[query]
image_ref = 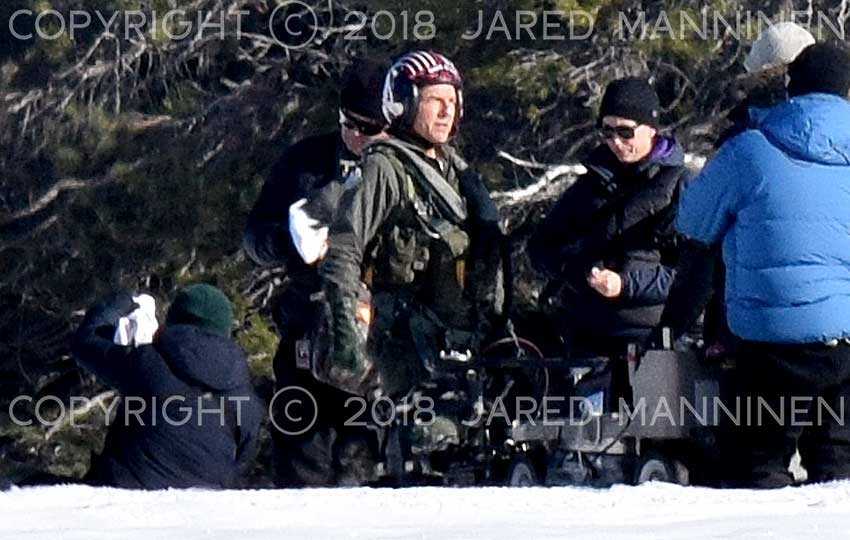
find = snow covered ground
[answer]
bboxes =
[2,482,849,539]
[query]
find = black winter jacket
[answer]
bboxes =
[71,293,262,490]
[528,138,688,338]
[242,132,355,271]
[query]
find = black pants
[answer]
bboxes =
[269,283,377,487]
[729,340,850,488]
[271,348,378,487]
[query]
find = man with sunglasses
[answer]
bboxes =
[244,59,388,271]
[529,77,689,357]
[242,59,388,488]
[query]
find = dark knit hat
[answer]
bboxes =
[599,77,660,127]
[339,59,386,124]
[166,284,233,338]
[787,42,850,98]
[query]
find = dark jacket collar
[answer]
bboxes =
[585,136,684,178]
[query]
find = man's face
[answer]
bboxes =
[340,110,386,156]
[412,84,457,146]
[601,115,657,164]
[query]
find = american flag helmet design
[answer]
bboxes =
[382,50,463,131]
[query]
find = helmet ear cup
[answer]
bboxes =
[450,88,463,136]
[382,64,404,125]
[401,83,418,129]
[383,66,420,130]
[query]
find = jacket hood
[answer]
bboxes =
[645,136,685,167]
[746,105,771,129]
[758,93,850,166]
[156,325,251,393]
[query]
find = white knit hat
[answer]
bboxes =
[744,22,816,74]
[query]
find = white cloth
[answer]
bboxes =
[113,294,159,347]
[288,198,329,265]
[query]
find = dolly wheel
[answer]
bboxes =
[635,453,689,485]
[507,456,539,487]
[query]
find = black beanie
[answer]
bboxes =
[339,59,386,124]
[166,284,233,338]
[787,42,850,98]
[598,77,660,127]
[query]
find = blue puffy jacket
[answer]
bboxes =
[676,93,850,344]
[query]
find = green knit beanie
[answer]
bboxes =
[166,284,233,338]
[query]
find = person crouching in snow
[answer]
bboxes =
[71,284,262,490]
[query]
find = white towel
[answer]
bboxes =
[113,294,159,347]
[289,198,329,265]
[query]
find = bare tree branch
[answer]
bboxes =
[0,160,144,228]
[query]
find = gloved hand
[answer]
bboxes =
[329,353,377,397]
[76,290,140,344]
[327,291,376,395]
[99,290,139,315]
[87,290,139,327]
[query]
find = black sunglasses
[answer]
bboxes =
[600,125,637,140]
[342,119,384,136]
[339,110,384,136]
